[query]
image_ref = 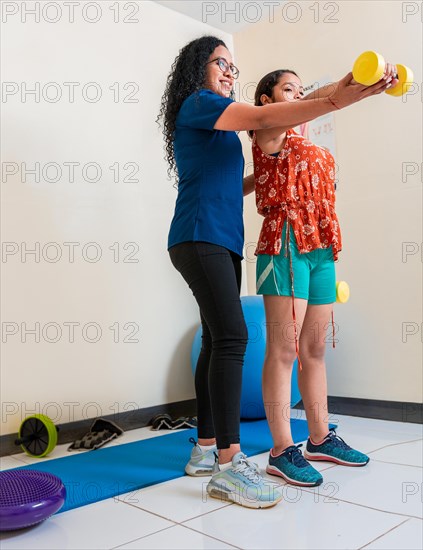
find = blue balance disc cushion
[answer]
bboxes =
[191,295,302,419]
[0,470,66,531]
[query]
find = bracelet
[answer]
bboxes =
[328,96,341,110]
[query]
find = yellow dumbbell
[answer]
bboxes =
[336,281,350,304]
[352,51,413,96]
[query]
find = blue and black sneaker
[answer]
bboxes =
[304,428,370,466]
[266,444,323,487]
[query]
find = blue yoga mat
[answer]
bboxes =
[12,418,333,513]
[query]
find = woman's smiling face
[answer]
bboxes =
[204,45,235,97]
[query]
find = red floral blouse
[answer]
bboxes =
[253,128,342,260]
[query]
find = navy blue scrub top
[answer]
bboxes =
[167,89,244,258]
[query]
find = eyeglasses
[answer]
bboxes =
[206,57,240,79]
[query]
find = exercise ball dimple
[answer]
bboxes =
[191,295,302,420]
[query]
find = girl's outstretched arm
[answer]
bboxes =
[303,82,338,101]
[215,72,394,133]
[303,65,398,101]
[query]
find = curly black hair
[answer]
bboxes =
[248,69,299,137]
[157,36,229,182]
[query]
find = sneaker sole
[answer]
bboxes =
[206,486,282,509]
[304,451,369,466]
[185,465,214,477]
[266,465,323,487]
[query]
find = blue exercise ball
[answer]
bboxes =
[191,295,302,419]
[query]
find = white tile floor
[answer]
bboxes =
[1,413,422,550]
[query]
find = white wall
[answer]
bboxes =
[234,1,422,403]
[1,1,233,434]
[2,1,421,439]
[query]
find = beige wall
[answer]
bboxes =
[1,1,233,435]
[2,1,421,439]
[234,0,422,402]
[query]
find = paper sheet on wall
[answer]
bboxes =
[294,74,337,159]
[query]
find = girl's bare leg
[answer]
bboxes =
[298,303,333,442]
[262,295,308,454]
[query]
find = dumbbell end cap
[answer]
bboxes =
[336,281,350,303]
[385,64,414,96]
[353,51,385,86]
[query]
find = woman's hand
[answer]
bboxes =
[329,66,399,109]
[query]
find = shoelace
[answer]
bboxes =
[325,429,352,450]
[283,444,309,467]
[233,456,262,484]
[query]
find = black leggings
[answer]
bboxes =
[169,241,248,449]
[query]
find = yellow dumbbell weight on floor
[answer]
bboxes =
[336,281,350,304]
[352,51,413,97]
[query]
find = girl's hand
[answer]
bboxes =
[329,67,399,110]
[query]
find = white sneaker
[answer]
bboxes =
[185,437,217,477]
[206,452,283,509]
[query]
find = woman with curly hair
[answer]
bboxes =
[158,35,393,509]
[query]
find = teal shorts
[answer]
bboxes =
[256,226,336,305]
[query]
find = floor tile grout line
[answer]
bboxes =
[115,497,183,524]
[336,427,423,438]
[1,455,29,467]
[112,498,239,549]
[300,493,423,521]
[116,493,233,524]
[367,437,423,455]
[370,458,423,469]
[174,502,235,523]
[110,522,242,550]
[120,489,422,530]
[179,523,243,549]
[357,518,411,550]
[113,492,422,550]
[337,419,422,428]
[111,524,178,550]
